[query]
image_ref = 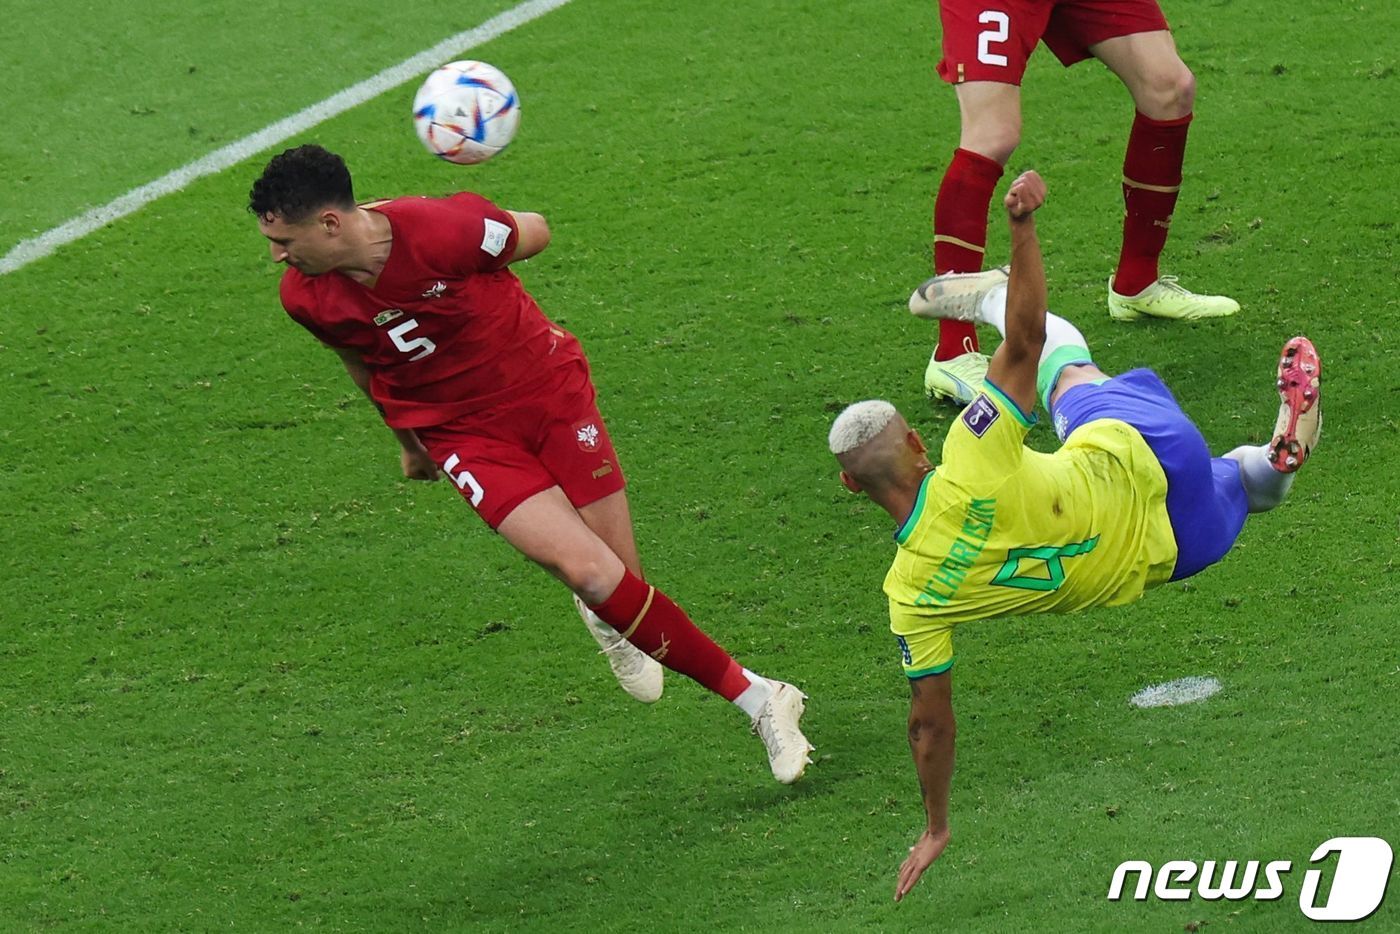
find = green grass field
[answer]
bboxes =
[2,0,1397,929]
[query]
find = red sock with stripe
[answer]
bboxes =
[589,570,752,701]
[1115,111,1192,296]
[933,148,1004,360]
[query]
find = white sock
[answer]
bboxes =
[978,284,1094,410]
[1225,444,1294,513]
[732,670,774,718]
[977,284,1089,364]
[976,283,1009,331]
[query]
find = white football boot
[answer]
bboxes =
[574,594,664,703]
[909,266,1010,323]
[909,267,1010,406]
[751,680,814,784]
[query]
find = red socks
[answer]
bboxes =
[589,570,751,701]
[933,117,1192,306]
[933,148,1004,360]
[1115,111,1193,296]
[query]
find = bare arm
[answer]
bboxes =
[334,344,374,398]
[895,671,956,901]
[506,210,551,262]
[332,346,440,481]
[985,171,1048,415]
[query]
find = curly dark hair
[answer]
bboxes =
[248,144,355,222]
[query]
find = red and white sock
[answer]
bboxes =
[933,148,1004,360]
[730,671,774,718]
[589,570,762,706]
[1115,112,1192,296]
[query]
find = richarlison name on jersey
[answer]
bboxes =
[912,498,997,608]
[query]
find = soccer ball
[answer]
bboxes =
[412,60,520,164]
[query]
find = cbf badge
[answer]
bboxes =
[962,395,999,438]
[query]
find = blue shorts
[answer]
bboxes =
[1050,369,1248,581]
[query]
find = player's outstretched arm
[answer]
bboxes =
[985,171,1048,415]
[506,211,551,262]
[896,672,956,901]
[332,346,440,481]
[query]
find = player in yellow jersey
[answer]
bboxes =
[828,170,1321,901]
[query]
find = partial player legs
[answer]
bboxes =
[1268,336,1322,472]
[1222,337,1322,511]
[577,488,644,577]
[1091,32,1239,320]
[1091,32,1195,123]
[910,268,1100,411]
[587,567,814,783]
[1105,112,1237,320]
[573,593,664,703]
[1222,446,1292,514]
[497,486,629,604]
[1094,31,1193,300]
[496,486,814,782]
[924,83,1018,404]
[909,266,1008,324]
[575,490,664,702]
[1222,336,1321,512]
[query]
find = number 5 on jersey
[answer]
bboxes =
[387,318,437,361]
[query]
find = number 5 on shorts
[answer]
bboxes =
[443,453,485,506]
[978,11,1010,67]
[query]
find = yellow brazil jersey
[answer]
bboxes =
[886,382,1178,678]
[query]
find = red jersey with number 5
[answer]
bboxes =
[279,192,587,429]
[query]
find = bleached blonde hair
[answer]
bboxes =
[828,400,898,455]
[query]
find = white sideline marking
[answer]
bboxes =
[0,0,574,278]
[1130,676,1222,708]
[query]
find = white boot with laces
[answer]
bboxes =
[750,680,814,784]
[574,594,664,703]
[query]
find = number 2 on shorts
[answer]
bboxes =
[977,11,1010,67]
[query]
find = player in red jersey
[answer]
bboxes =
[920,0,1239,406]
[248,144,813,783]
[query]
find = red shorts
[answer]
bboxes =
[936,0,1170,84]
[414,363,627,529]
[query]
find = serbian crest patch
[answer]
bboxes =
[574,420,601,452]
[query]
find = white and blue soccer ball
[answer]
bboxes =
[412,60,520,164]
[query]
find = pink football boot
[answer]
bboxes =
[1267,336,1321,473]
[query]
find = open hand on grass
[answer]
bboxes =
[895,826,951,901]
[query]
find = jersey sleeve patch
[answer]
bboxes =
[481,217,511,257]
[961,394,1000,437]
[938,380,1036,488]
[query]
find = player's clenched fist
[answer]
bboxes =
[1004,170,1046,220]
